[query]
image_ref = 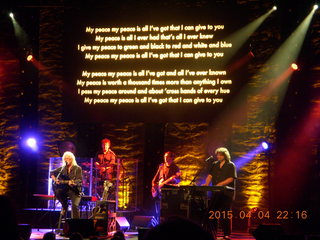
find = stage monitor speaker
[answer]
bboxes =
[132,216,157,229]
[18,224,31,240]
[63,219,95,238]
[252,224,283,240]
[116,216,130,232]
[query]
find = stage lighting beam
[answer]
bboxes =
[207,9,315,143]
[27,55,33,62]
[267,8,316,74]
[222,7,276,65]
[9,12,28,47]
[250,6,317,103]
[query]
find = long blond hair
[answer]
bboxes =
[215,147,231,163]
[62,151,78,166]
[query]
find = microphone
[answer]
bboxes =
[205,156,214,162]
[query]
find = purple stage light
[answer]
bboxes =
[26,137,38,151]
[261,141,269,150]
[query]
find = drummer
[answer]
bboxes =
[95,138,116,180]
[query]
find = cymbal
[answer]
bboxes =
[81,162,91,167]
[96,163,118,168]
[92,177,102,181]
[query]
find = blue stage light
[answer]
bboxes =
[261,141,269,150]
[26,137,38,151]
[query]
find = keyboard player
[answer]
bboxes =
[203,147,237,240]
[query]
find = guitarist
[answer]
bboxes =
[50,151,83,219]
[151,151,181,222]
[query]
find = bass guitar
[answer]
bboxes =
[151,175,179,198]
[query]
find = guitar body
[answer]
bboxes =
[151,185,159,198]
[52,176,82,195]
[151,175,179,198]
[101,180,113,201]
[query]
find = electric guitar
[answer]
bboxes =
[151,175,179,198]
[101,180,113,201]
[91,180,113,219]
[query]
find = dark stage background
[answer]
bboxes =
[0,0,320,235]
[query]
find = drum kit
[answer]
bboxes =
[80,161,119,199]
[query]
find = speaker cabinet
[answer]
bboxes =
[18,224,31,240]
[116,217,130,232]
[63,219,95,237]
[132,216,157,229]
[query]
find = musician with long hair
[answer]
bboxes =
[50,151,83,218]
[203,147,237,240]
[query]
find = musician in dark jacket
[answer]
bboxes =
[203,147,237,240]
[50,151,83,218]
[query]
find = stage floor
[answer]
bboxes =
[30,229,138,240]
[30,229,255,240]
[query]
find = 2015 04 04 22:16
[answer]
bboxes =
[208,210,308,220]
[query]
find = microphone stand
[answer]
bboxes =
[189,169,202,186]
[189,157,214,186]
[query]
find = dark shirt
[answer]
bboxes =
[51,165,83,181]
[152,163,180,185]
[50,165,83,194]
[209,161,237,199]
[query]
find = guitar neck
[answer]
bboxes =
[161,175,177,185]
[55,179,81,185]
[58,180,69,184]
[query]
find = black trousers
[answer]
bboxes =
[207,192,233,237]
[154,197,161,224]
[54,188,81,219]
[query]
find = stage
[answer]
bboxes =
[1,0,320,239]
[29,229,255,240]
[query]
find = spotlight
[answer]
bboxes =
[313,4,319,10]
[291,63,299,70]
[26,137,37,150]
[273,6,277,11]
[261,142,269,150]
[9,12,14,19]
[27,55,33,62]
